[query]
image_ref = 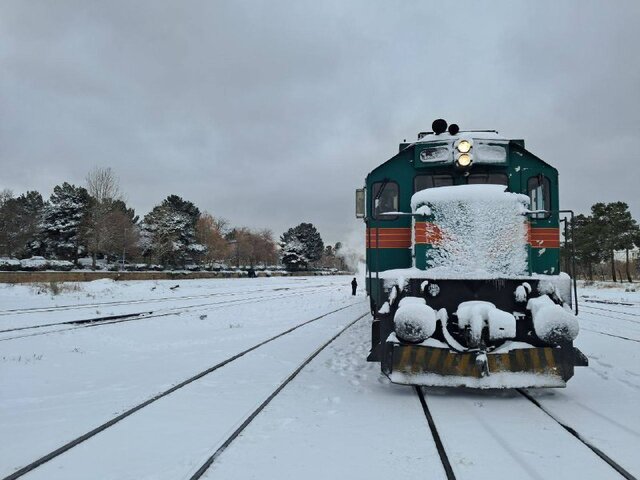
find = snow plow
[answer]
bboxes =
[357,119,587,388]
[372,278,587,388]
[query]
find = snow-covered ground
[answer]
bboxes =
[1,278,638,479]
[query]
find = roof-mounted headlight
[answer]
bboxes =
[456,153,472,169]
[455,139,472,153]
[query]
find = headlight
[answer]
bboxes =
[457,153,472,167]
[457,140,472,153]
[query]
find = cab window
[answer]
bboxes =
[467,173,508,186]
[414,174,453,192]
[372,181,399,220]
[528,175,551,218]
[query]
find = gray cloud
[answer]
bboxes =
[1,0,639,244]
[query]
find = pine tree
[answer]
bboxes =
[41,183,90,262]
[591,202,638,282]
[571,214,604,281]
[279,223,324,270]
[141,195,203,267]
[0,190,44,257]
[280,237,308,270]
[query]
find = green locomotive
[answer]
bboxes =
[356,119,587,388]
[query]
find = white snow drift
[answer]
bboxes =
[455,300,516,343]
[411,184,530,278]
[527,295,579,343]
[394,297,436,343]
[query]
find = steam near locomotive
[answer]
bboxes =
[356,119,587,388]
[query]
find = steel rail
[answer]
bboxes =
[414,387,457,480]
[0,285,339,341]
[581,327,640,343]
[1,302,367,480]
[580,304,640,319]
[0,282,336,316]
[517,389,637,480]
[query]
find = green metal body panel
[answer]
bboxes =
[364,137,561,308]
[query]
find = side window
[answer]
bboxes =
[528,175,551,219]
[414,174,453,192]
[467,173,508,186]
[372,181,399,220]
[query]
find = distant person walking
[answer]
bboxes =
[351,277,358,296]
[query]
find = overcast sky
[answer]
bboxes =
[2,0,639,245]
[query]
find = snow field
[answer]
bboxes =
[0,277,346,331]
[204,319,447,480]
[0,284,342,340]
[17,305,369,480]
[523,330,640,476]
[0,276,363,478]
[1,279,639,479]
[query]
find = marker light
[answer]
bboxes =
[457,154,472,167]
[457,140,472,153]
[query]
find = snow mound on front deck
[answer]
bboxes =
[527,295,579,343]
[411,184,530,278]
[456,300,516,342]
[394,302,436,343]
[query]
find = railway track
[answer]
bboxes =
[415,387,456,480]
[581,298,640,307]
[0,281,339,317]
[0,291,230,316]
[188,311,367,479]
[517,389,637,480]
[581,327,640,343]
[0,283,335,328]
[414,384,637,480]
[580,304,640,322]
[2,304,368,480]
[0,284,339,341]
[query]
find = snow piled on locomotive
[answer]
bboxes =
[411,184,530,278]
[370,184,587,388]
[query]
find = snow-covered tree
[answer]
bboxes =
[279,223,324,270]
[591,202,639,282]
[41,183,90,262]
[0,190,45,258]
[141,195,204,267]
[280,237,308,270]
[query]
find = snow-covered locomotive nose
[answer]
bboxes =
[361,127,587,388]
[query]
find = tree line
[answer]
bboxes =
[566,201,640,282]
[0,168,349,271]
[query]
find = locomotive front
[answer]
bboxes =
[357,119,587,388]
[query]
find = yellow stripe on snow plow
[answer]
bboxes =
[383,341,587,389]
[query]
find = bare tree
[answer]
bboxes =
[84,167,125,269]
[226,227,276,268]
[196,213,231,267]
[103,209,140,267]
[86,167,122,204]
